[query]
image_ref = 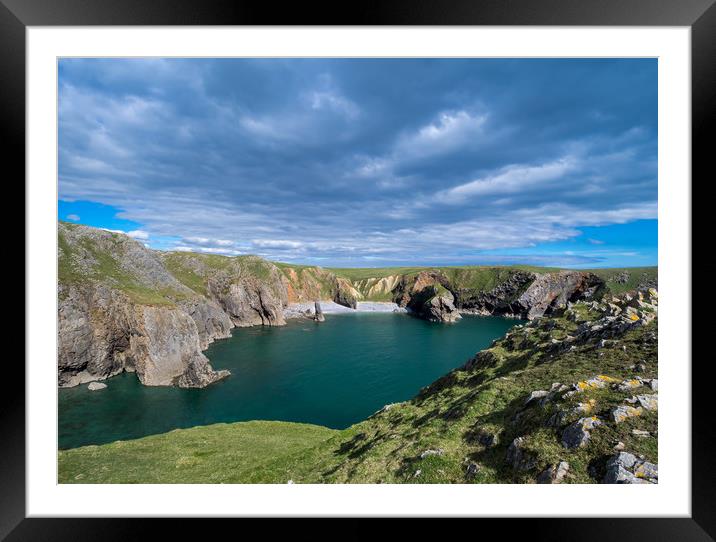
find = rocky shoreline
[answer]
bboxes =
[284,301,405,319]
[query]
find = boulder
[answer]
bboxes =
[626,394,658,411]
[506,437,537,471]
[524,390,550,406]
[610,404,643,424]
[604,452,657,484]
[465,462,481,479]
[420,448,445,459]
[562,417,602,448]
[537,461,570,484]
[87,381,107,391]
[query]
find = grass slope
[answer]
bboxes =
[58,421,337,484]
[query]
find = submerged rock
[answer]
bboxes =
[87,381,107,391]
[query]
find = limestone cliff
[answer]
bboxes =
[58,223,230,388]
[394,271,461,322]
[388,268,606,322]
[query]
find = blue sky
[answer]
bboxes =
[58,58,657,268]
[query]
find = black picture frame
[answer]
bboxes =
[5,0,714,538]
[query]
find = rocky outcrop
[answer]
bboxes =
[208,275,286,327]
[59,224,237,389]
[58,282,228,388]
[394,271,461,323]
[453,270,535,316]
[333,277,360,309]
[376,269,605,323]
[514,271,605,320]
[177,298,233,350]
[314,301,325,322]
[604,452,658,484]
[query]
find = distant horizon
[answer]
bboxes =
[59,58,657,268]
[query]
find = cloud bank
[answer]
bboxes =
[58,58,657,267]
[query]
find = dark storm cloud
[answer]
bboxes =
[58,58,657,265]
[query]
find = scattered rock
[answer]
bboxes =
[573,399,597,415]
[610,404,643,424]
[566,375,619,397]
[546,410,568,428]
[287,480,294,484]
[524,390,549,406]
[476,431,497,447]
[420,449,444,459]
[613,441,625,451]
[626,394,658,411]
[615,378,643,392]
[413,469,422,478]
[537,461,570,484]
[465,462,481,479]
[638,377,658,391]
[604,452,657,484]
[506,437,537,471]
[562,417,602,448]
[87,381,107,391]
[631,429,651,438]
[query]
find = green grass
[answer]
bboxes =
[587,267,658,294]
[59,229,180,307]
[59,421,338,484]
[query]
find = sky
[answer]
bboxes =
[58,58,657,268]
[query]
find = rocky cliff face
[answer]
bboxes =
[59,223,256,389]
[514,271,605,320]
[58,273,229,389]
[389,269,605,323]
[394,271,461,322]
[279,266,361,309]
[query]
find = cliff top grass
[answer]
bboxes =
[59,224,184,307]
[58,420,337,484]
[58,297,657,484]
[161,252,278,296]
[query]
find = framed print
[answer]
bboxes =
[6,0,715,537]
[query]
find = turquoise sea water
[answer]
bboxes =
[58,313,519,449]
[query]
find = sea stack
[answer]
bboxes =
[314,301,325,322]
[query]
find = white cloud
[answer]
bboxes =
[173,245,243,256]
[309,90,359,119]
[436,158,576,204]
[252,239,304,249]
[66,214,80,221]
[127,230,149,240]
[397,110,488,158]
